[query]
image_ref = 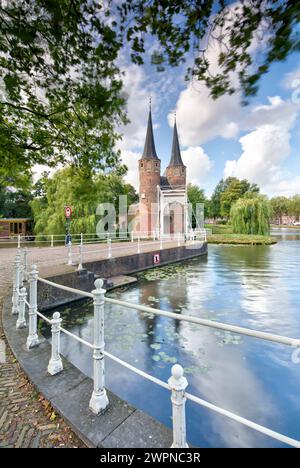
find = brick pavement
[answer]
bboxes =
[0,246,86,448]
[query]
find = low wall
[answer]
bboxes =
[38,242,207,311]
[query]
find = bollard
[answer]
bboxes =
[78,243,83,271]
[17,234,21,249]
[26,264,40,349]
[168,364,188,448]
[48,312,63,375]
[80,232,83,246]
[51,235,54,247]
[107,238,112,259]
[89,279,109,414]
[177,232,181,247]
[131,231,134,243]
[23,248,28,282]
[67,241,73,265]
[16,287,27,329]
[137,237,140,254]
[12,254,21,316]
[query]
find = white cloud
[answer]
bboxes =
[170,83,241,146]
[118,64,155,151]
[121,149,140,189]
[282,65,300,90]
[224,96,300,194]
[181,146,213,186]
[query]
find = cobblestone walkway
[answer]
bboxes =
[0,248,85,448]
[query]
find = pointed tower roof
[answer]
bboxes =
[168,119,184,166]
[141,100,159,159]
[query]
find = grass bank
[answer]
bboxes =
[205,224,277,245]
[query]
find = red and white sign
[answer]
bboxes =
[153,253,160,265]
[65,206,72,218]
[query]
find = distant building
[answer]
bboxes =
[0,218,31,238]
[273,215,297,225]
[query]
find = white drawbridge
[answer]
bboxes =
[156,185,206,241]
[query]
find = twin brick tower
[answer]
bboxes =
[136,104,188,237]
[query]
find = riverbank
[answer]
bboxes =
[207,234,276,245]
[205,224,276,245]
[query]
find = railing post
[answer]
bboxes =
[160,237,163,250]
[26,264,40,350]
[107,238,112,259]
[89,279,109,414]
[168,364,188,448]
[177,232,181,247]
[18,234,21,249]
[48,312,63,375]
[51,235,54,247]
[78,243,83,271]
[16,287,27,329]
[12,253,21,316]
[23,248,28,281]
[67,240,73,265]
[131,231,134,243]
[137,236,140,254]
[80,232,83,245]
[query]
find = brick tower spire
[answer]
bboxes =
[165,117,186,188]
[138,101,161,235]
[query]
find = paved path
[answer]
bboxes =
[0,239,183,448]
[0,245,87,448]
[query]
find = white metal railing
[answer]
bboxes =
[13,231,206,271]
[11,249,300,448]
[0,229,208,248]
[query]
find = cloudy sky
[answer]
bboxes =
[118,33,300,198]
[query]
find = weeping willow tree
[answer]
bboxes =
[31,167,137,236]
[230,196,272,236]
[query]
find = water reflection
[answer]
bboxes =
[41,230,300,447]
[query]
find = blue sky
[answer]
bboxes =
[119,39,300,198]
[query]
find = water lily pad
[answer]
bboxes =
[150,343,161,350]
[152,355,161,362]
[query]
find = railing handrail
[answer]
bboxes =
[36,276,300,349]
[29,300,300,449]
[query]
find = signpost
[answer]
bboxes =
[65,206,72,245]
[153,253,160,265]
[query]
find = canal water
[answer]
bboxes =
[42,228,300,447]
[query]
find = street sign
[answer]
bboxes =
[65,206,72,219]
[153,253,160,264]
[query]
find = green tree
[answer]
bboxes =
[119,1,300,101]
[2,1,300,188]
[210,178,236,219]
[288,194,300,220]
[230,196,272,236]
[270,196,290,224]
[31,167,137,236]
[187,183,208,227]
[220,178,259,219]
[0,182,33,218]
[0,1,127,185]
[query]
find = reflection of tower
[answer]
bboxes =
[138,280,161,348]
[138,104,161,236]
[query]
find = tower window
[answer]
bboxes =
[141,162,144,167]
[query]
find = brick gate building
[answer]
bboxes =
[135,106,188,237]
